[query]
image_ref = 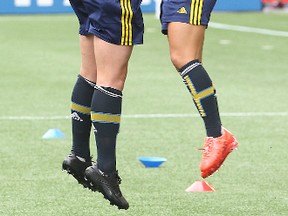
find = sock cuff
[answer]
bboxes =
[178,59,202,77]
[95,85,122,98]
[78,74,96,87]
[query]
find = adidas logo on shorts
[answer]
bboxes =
[177,7,187,14]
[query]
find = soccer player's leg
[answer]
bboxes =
[167,23,222,138]
[167,22,238,178]
[84,37,132,210]
[79,0,143,209]
[63,1,96,188]
[63,37,96,187]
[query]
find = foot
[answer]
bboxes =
[62,154,93,189]
[199,127,238,178]
[85,165,129,210]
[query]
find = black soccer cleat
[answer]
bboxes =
[85,165,129,210]
[62,154,93,190]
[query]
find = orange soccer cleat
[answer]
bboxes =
[199,127,238,178]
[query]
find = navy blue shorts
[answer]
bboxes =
[160,0,217,35]
[69,0,144,45]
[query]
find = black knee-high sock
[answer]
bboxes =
[71,75,95,161]
[179,60,222,138]
[91,86,122,174]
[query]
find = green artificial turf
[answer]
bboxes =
[0,12,287,216]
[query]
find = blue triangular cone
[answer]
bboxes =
[42,128,65,139]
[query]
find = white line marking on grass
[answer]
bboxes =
[146,27,157,33]
[0,116,71,120]
[210,22,288,37]
[261,45,274,50]
[0,112,287,121]
[219,39,232,45]
[123,112,288,118]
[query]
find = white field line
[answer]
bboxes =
[210,22,288,37]
[0,112,288,121]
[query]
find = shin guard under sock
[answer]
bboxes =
[70,75,95,161]
[91,86,122,174]
[179,60,222,137]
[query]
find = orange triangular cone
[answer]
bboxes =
[185,180,215,192]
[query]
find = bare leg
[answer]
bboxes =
[167,23,205,70]
[79,35,97,82]
[93,36,133,90]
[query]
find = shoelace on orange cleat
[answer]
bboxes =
[198,138,214,158]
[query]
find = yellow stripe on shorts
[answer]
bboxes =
[190,0,204,25]
[91,112,121,124]
[70,102,91,115]
[120,0,133,45]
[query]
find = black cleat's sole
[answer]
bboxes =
[62,164,95,191]
[84,174,129,210]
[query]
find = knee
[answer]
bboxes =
[170,52,183,70]
[80,67,97,83]
[170,49,201,71]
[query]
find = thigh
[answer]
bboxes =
[83,0,144,46]
[161,0,217,35]
[93,37,133,90]
[167,23,206,69]
[79,35,97,82]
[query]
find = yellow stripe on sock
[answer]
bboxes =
[91,112,121,124]
[70,102,91,115]
[184,76,215,117]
